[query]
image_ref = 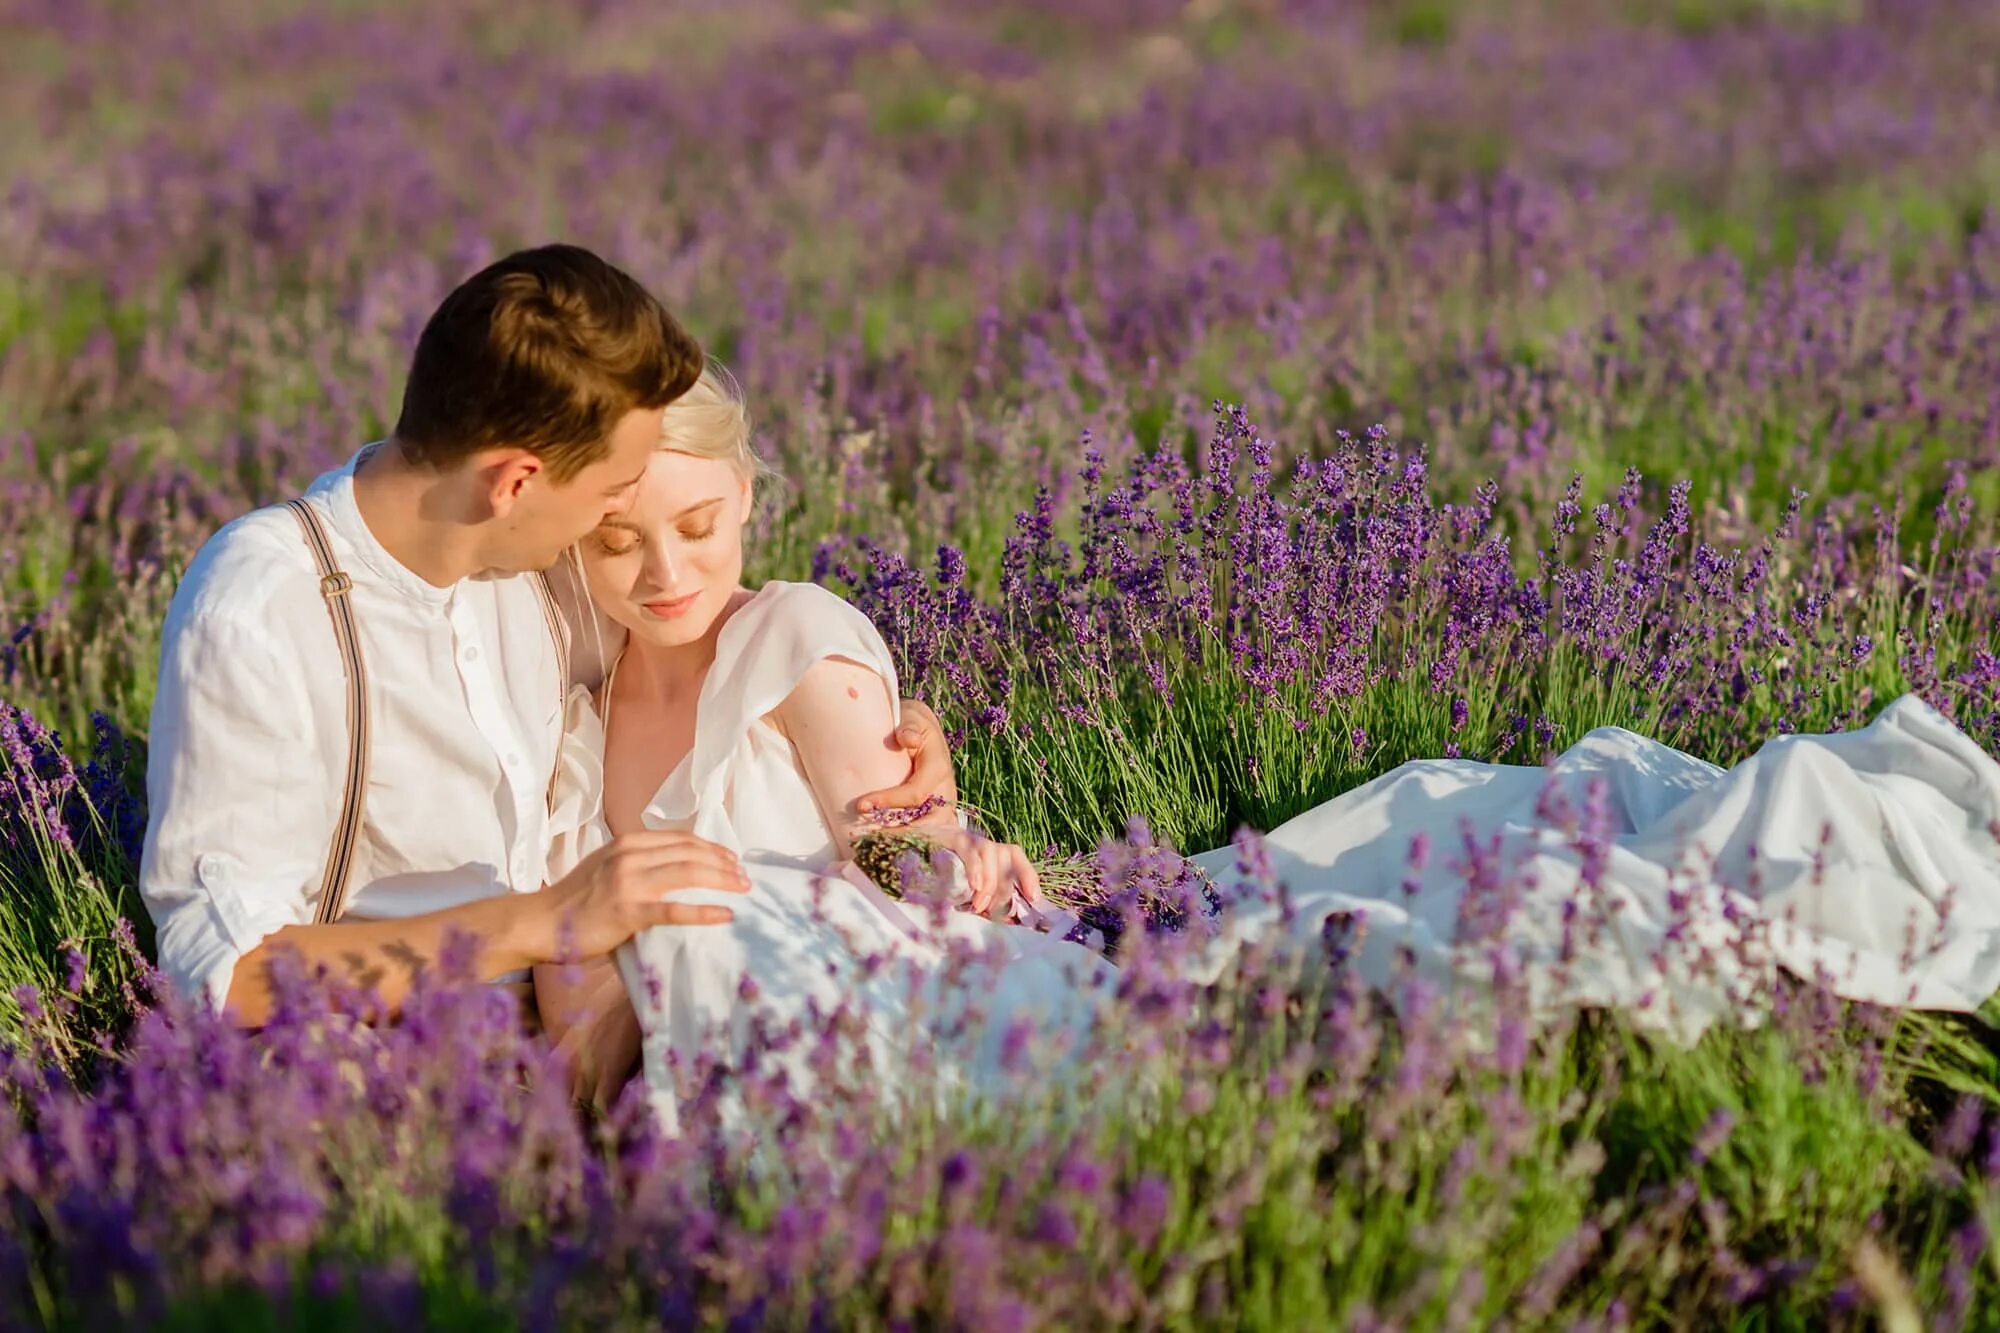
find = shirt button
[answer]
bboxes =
[506,753,521,768]
[463,646,480,662]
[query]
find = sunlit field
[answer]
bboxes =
[5,0,2000,1325]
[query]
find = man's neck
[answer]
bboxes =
[349,438,489,589]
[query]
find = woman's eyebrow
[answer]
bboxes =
[672,496,727,520]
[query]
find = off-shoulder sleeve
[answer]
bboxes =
[649,581,901,832]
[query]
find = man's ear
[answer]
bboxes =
[481,450,543,517]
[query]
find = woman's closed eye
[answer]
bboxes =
[591,526,712,556]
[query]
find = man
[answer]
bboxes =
[139,244,953,1031]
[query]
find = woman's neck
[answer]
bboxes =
[619,635,714,708]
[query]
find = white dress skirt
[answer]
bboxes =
[550,580,2000,1126]
[1182,694,2000,1043]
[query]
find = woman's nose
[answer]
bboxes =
[642,540,678,589]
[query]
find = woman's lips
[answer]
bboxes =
[641,592,701,620]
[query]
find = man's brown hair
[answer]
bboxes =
[393,244,703,481]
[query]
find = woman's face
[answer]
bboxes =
[581,449,751,650]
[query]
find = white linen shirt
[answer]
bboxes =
[139,449,571,1009]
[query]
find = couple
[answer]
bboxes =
[141,244,2000,1125]
[138,244,1106,1124]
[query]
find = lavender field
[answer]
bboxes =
[6,0,2000,1326]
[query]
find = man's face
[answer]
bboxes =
[492,406,663,573]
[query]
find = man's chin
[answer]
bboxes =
[483,547,568,579]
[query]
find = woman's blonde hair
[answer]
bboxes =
[658,362,772,485]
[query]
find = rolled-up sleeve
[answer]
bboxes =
[139,609,333,1011]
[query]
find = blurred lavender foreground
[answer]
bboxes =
[7,0,2000,1325]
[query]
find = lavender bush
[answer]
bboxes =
[824,406,1998,856]
[6,0,2000,1325]
[3,834,1998,1327]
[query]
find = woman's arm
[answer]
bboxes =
[533,955,641,1107]
[778,657,922,857]
[777,659,1037,913]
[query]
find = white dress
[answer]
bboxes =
[558,582,2000,1123]
[1183,693,2000,1043]
[553,581,1116,1132]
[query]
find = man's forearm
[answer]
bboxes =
[220,888,547,1027]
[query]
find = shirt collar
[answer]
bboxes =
[311,444,457,608]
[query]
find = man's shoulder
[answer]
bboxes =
[167,503,321,636]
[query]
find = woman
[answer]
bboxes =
[549,366,2000,1120]
[537,368,1113,1122]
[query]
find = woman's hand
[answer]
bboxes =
[856,698,957,816]
[929,825,1040,918]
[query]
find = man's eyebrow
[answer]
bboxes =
[597,518,642,534]
[672,497,726,520]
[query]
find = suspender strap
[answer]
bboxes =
[286,498,369,926]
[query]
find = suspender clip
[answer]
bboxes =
[320,572,353,599]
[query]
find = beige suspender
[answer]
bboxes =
[287,499,370,925]
[286,498,570,924]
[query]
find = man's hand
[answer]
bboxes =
[527,830,749,963]
[218,831,745,1030]
[856,698,958,816]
